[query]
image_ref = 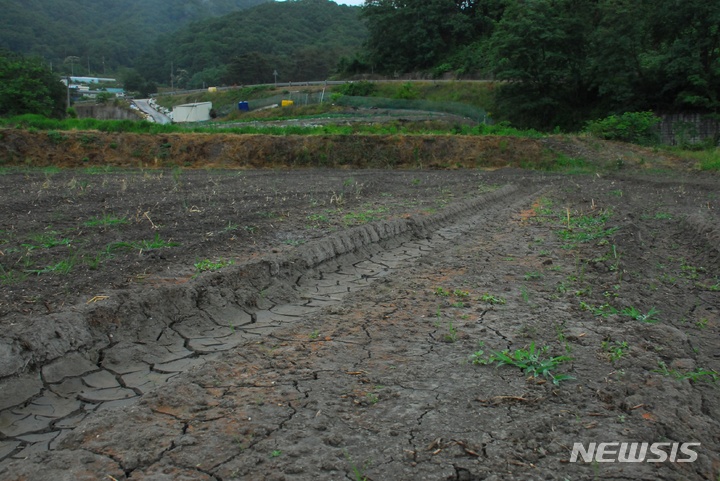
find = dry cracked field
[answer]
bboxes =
[0,164,719,481]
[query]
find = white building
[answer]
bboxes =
[172,102,213,123]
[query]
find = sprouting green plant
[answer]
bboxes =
[524,271,543,281]
[270,450,282,458]
[194,258,234,272]
[28,256,76,275]
[306,213,329,227]
[22,232,71,250]
[434,286,451,297]
[223,221,239,232]
[309,329,320,340]
[696,318,709,330]
[366,392,379,404]
[654,362,719,383]
[520,285,530,303]
[601,340,629,362]
[0,266,28,285]
[344,450,370,481]
[470,341,574,385]
[342,208,387,225]
[443,322,458,343]
[621,306,660,323]
[580,301,618,317]
[453,289,470,297]
[480,293,506,305]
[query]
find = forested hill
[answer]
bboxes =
[136,0,367,88]
[0,0,270,73]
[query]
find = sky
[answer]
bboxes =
[333,0,365,5]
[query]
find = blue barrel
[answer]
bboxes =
[238,101,249,111]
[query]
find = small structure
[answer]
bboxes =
[172,102,212,123]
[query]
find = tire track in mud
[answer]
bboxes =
[0,183,547,467]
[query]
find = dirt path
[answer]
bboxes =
[1,169,719,480]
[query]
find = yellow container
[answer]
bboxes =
[208,87,217,93]
[281,100,294,107]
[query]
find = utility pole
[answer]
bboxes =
[273,70,278,87]
[66,75,71,112]
[171,62,174,93]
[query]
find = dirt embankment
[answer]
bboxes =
[0,129,688,170]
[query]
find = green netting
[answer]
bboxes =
[333,95,490,123]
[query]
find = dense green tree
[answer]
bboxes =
[0,0,270,74]
[0,49,67,118]
[359,0,506,74]
[141,0,366,84]
[644,0,720,112]
[487,0,598,129]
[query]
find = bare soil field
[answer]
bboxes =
[0,133,719,480]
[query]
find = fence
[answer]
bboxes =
[225,92,489,124]
[659,113,720,146]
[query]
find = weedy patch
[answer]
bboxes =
[580,301,618,317]
[194,258,234,273]
[22,232,72,250]
[621,306,660,323]
[471,341,574,385]
[342,207,388,226]
[601,340,629,362]
[556,209,619,249]
[480,293,506,305]
[654,362,719,384]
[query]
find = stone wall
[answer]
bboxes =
[659,113,720,146]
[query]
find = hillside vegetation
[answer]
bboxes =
[136,0,366,88]
[356,0,720,131]
[0,0,270,73]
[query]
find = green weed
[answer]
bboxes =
[342,208,387,225]
[621,306,660,323]
[194,258,234,272]
[480,293,506,305]
[23,232,71,250]
[654,362,719,383]
[434,287,451,297]
[344,450,370,481]
[0,266,28,285]
[580,301,618,317]
[524,271,543,281]
[443,322,458,343]
[471,341,574,385]
[601,340,629,362]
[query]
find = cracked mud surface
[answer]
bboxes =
[1,168,719,480]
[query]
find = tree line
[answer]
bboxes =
[355,0,720,130]
[135,0,366,89]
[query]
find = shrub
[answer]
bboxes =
[585,111,661,145]
[333,81,377,97]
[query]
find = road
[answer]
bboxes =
[132,98,172,124]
